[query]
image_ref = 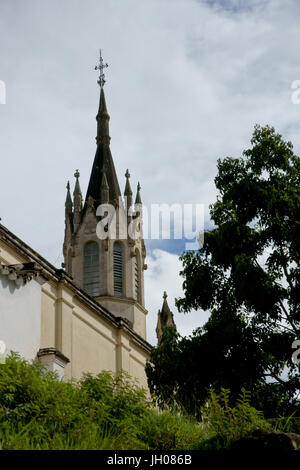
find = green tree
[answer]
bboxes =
[146,125,300,417]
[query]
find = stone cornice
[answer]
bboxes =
[37,347,70,365]
[0,261,46,286]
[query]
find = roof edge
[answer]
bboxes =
[0,223,152,354]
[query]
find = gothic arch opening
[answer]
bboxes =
[83,241,100,297]
[113,242,124,296]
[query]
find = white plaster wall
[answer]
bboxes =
[38,355,65,380]
[0,274,41,361]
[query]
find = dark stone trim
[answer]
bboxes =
[37,348,70,364]
[0,261,46,285]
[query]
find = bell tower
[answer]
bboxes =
[63,51,147,339]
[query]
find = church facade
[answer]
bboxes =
[63,85,147,341]
[0,66,153,388]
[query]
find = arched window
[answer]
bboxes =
[114,242,124,296]
[83,242,100,297]
[135,250,141,303]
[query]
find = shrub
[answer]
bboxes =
[0,353,203,450]
[0,353,277,450]
[200,388,271,449]
[137,410,205,450]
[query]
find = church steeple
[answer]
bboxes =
[63,51,147,340]
[84,86,121,210]
[156,292,176,343]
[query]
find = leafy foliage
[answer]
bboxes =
[200,388,271,449]
[146,312,266,417]
[0,353,204,450]
[147,125,300,417]
[0,354,279,450]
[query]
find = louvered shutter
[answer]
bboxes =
[114,242,123,296]
[135,251,141,302]
[83,242,100,297]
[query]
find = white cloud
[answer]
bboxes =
[1,0,300,342]
[145,249,209,345]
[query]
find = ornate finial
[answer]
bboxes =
[95,49,108,88]
[65,180,73,213]
[135,182,142,205]
[124,169,132,206]
[163,291,168,300]
[73,169,82,200]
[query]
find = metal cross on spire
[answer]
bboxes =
[95,49,108,88]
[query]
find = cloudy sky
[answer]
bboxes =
[0,0,300,345]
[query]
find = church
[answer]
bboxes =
[0,54,175,388]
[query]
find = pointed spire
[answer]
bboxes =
[65,181,73,217]
[134,182,143,236]
[73,169,83,231]
[156,291,176,343]
[124,169,133,209]
[84,90,121,211]
[73,170,82,200]
[135,182,142,205]
[63,180,73,265]
[161,291,171,317]
[95,51,110,145]
[96,87,110,146]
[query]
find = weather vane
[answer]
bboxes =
[95,49,108,88]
